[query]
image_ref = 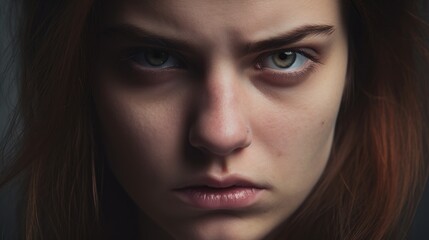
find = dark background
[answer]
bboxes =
[1,0,428,239]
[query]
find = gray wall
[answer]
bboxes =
[0,0,15,137]
[0,0,21,238]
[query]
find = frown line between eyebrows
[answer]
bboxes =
[100,23,335,55]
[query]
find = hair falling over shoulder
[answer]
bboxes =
[1,0,429,239]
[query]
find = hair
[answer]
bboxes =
[1,0,428,239]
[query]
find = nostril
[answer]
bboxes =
[188,124,252,157]
[187,76,252,157]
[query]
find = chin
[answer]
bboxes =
[176,230,267,240]
[165,217,274,240]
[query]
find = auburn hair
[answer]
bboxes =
[1,0,428,239]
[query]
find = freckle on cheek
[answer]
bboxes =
[321,121,325,126]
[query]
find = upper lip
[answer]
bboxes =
[173,175,268,190]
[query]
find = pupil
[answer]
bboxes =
[145,50,168,66]
[278,52,290,60]
[273,51,296,68]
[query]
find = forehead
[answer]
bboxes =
[101,0,343,42]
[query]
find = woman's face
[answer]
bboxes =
[95,0,348,239]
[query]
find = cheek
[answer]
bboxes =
[253,107,336,190]
[94,84,189,199]
[249,73,345,196]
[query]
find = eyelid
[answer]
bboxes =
[252,48,321,87]
[256,47,320,66]
[121,47,187,69]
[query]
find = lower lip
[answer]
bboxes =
[174,187,263,209]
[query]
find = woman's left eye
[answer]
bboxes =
[128,49,183,69]
[259,51,310,71]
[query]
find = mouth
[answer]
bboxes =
[173,176,267,210]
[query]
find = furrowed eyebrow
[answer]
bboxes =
[100,23,334,55]
[242,25,335,54]
[100,23,195,52]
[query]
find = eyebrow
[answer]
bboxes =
[243,25,335,54]
[101,24,196,52]
[101,24,335,54]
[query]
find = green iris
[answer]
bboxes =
[272,51,296,68]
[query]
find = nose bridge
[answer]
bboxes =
[205,64,237,125]
[189,60,251,156]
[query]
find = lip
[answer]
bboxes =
[173,175,267,210]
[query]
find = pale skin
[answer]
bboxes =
[94,0,348,239]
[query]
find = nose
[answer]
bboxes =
[189,65,252,157]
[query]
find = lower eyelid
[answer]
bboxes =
[253,61,317,87]
[128,61,184,74]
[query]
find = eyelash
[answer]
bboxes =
[257,49,319,68]
[253,49,320,85]
[123,48,185,69]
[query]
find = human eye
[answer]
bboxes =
[259,51,310,70]
[254,49,320,86]
[257,49,319,71]
[125,48,184,69]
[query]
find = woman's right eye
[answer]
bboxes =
[128,49,183,69]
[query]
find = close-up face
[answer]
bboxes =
[94,0,348,239]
